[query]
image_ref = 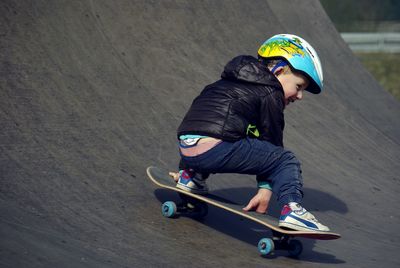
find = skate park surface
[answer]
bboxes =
[1,0,399,267]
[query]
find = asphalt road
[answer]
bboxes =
[1,0,399,267]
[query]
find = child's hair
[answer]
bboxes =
[258,57,292,74]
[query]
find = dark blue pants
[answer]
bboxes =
[179,138,303,208]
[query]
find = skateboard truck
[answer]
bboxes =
[161,193,208,219]
[271,230,303,257]
[257,234,303,257]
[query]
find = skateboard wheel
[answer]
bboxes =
[161,201,177,218]
[195,202,208,218]
[288,239,303,257]
[258,238,274,256]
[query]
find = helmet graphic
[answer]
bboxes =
[258,34,323,94]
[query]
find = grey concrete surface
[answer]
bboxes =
[1,0,399,267]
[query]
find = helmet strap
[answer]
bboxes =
[271,60,288,74]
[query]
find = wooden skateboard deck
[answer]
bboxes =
[146,166,340,256]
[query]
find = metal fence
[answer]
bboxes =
[341,32,400,53]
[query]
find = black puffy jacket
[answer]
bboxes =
[177,55,285,147]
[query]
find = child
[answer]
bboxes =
[170,34,329,232]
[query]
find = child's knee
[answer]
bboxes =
[280,150,301,169]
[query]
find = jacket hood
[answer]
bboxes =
[221,55,281,87]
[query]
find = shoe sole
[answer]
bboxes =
[176,183,208,195]
[279,221,330,232]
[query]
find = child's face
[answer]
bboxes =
[275,69,309,107]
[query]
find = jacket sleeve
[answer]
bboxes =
[257,91,285,147]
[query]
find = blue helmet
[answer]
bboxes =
[258,34,323,94]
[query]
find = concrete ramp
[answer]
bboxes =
[1,0,399,267]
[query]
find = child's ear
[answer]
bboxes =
[273,67,284,76]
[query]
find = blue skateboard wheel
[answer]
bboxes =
[258,238,275,256]
[161,201,177,218]
[288,239,303,257]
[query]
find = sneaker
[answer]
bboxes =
[279,202,330,232]
[176,169,208,195]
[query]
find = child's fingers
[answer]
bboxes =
[243,198,257,211]
[169,171,179,182]
[243,196,269,214]
[256,203,268,214]
[242,205,252,211]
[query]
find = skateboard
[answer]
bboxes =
[146,166,341,257]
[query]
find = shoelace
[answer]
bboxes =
[304,212,320,223]
[293,209,320,223]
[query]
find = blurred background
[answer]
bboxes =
[320,0,400,100]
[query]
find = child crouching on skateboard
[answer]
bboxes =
[170,34,329,232]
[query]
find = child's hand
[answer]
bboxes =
[169,171,180,182]
[243,188,272,214]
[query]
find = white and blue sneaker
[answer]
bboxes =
[176,169,208,195]
[279,202,330,232]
